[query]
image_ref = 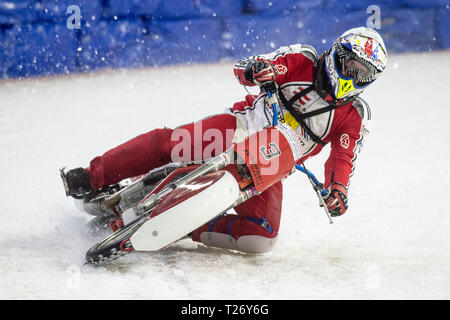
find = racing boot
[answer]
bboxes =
[60,167,93,198]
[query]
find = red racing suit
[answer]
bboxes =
[85,44,371,253]
[232,44,371,189]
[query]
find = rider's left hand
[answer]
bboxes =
[323,183,348,217]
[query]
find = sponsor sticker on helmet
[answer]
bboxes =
[337,78,356,99]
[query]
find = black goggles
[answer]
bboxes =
[335,46,379,85]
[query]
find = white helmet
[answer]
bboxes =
[323,27,388,102]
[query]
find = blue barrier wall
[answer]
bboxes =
[0,0,449,79]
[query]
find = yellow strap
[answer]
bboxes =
[281,112,300,130]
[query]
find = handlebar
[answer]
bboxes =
[260,82,280,126]
[294,164,328,197]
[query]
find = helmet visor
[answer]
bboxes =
[335,50,378,87]
[342,57,378,85]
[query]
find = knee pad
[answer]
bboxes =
[200,232,238,251]
[237,235,278,254]
[199,232,278,254]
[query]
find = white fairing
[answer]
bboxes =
[130,170,240,251]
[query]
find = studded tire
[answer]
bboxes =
[85,215,148,265]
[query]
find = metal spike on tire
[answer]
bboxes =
[86,238,135,266]
[85,215,146,266]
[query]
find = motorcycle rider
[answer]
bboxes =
[63,27,388,253]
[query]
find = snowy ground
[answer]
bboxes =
[0,51,449,300]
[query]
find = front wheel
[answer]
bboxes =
[85,214,147,265]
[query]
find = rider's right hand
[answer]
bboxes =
[244,58,279,85]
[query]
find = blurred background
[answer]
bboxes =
[0,0,449,79]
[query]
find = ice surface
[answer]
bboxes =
[0,51,449,299]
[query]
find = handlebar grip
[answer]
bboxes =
[260,81,278,93]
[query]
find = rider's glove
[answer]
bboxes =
[244,58,279,85]
[323,183,348,217]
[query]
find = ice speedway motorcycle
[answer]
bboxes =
[60,83,333,265]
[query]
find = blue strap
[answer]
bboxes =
[208,212,227,232]
[246,217,276,235]
[227,216,238,236]
[267,90,279,126]
[223,215,277,236]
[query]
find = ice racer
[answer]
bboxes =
[62,27,388,254]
